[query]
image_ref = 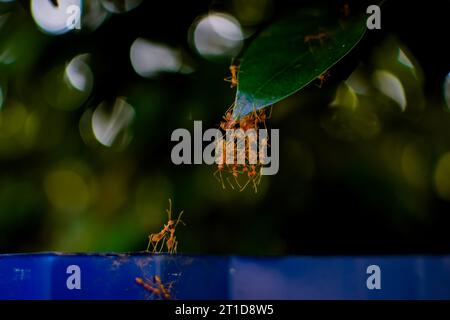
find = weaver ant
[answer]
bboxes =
[224,64,239,88]
[136,277,161,296]
[304,31,329,44]
[146,199,184,254]
[342,3,350,18]
[135,276,173,300]
[315,70,330,88]
[154,275,172,300]
[304,30,330,51]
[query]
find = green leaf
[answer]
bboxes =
[233,6,367,119]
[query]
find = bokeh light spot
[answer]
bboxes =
[330,82,358,110]
[82,0,108,31]
[101,0,141,13]
[191,13,243,58]
[321,107,380,141]
[31,0,82,35]
[130,38,181,78]
[0,102,27,136]
[65,54,93,92]
[373,70,407,111]
[44,168,91,214]
[232,0,272,26]
[92,97,135,148]
[398,48,414,70]
[345,66,370,95]
[0,47,15,65]
[43,56,93,111]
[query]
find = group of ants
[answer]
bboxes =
[135,25,337,299]
[216,26,332,193]
[135,199,184,299]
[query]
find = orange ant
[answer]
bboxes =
[316,70,330,88]
[165,211,184,254]
[304,30,329,51]
[136,277,161,296]
[135,276,173,300]
[146,199,184,254]
[147,226,167,253]
[224,64,239,88]
[253,105,272,130]
[238,105,272,131]
[304,31,329,43]
[154,275,172,300]
[342,3,350,18]
[220,103,238,131]
[239,115,254,131]
[220,111,237,131]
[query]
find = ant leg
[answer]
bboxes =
[226,177,235,190]
[170,237,177,254]
[152,239,160,253]
[268,105,273,119]
[173,239,178,254]
[252,177,259,194]
[234,176,242,189]
[146,235,154,252]
[174,210,185,228]
[250,170,262,194]
[214,169,226,189]
[232,169,242,189]
[166,199,172,221]
[239,176,252,192]
[224,77,234,88]
[225,102,235,113]
[257,171,262,185]
[261,115,268,131]
[315,78,323,88]
[152,237,162,253]
[158,236,167,253]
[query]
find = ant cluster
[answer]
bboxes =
[215,103,272,194]
[135,276,172,300]
[146,199,184,254]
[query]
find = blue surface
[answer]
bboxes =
[0,253,450,300]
